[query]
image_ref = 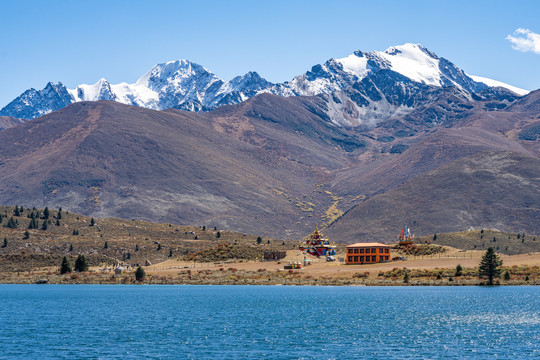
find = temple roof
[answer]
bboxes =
[346,242,391,248]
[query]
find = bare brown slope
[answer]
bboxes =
[0,89,538,240]
[0,100,350,238]
[326,151,540,242]
[0,116,23,131]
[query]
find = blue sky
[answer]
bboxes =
[1,0,539,108]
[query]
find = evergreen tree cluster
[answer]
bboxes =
[59,255,89,274]
[4,217,18,229]
[74,255,89,272]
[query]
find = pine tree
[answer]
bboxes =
[135,266,145,281]
[74,255,89,272]
[202,226,206,231]
[433,233,437,241]
[23,230,30,240]
[5,217,17,229]
[1,238,7,248]
[56,219,60,226]
[72,229,79,236]
[43,207,49,219]
[104,241,108,249]
[28,214,38,229]
[216,231,221,238]
[169,249,173,257]
[478,247,502,285]
[57,208,62,220]
[14,206,20,217]
[60,256,72,274]
[403,270,410,284]
[157,243,161,251]
[41,220,48,231]
[90,218,95,226]
[135,244,139,251]
[69,244,73,252]
[503,270,511,281]
[257,236,262,244]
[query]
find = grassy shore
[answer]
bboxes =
[3,251,539,286]
[2,265,539,286]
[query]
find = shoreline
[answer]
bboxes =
[3,249,539,286]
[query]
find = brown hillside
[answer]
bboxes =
[0,88,538,239]
[326,151,540,242]
[0,116,23,131]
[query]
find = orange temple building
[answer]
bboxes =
[346,243,391,264]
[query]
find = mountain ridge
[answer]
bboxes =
[1,43,529,120]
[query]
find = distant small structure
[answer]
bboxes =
[346,243,391,264]
[398,226,414,246]
[264,251,287,261]
[299,225,336,257]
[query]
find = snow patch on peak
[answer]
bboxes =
[468,75,529,96]
[69,78,115,102]
[376,44,442,86]
[335,53,369,78]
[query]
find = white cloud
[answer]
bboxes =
[506,28,540,54]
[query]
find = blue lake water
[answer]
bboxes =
[0,285,539,359]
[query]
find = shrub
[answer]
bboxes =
[455,264,463,277]
[403,270,410,284]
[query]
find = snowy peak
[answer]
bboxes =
[0,81,73,119]
[228,71,272,92]
[1,43,530,120]
[138,59,220,90]
[69,78,116,102]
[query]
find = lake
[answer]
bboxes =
[0,285,539,359]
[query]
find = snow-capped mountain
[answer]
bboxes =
[275,44,489,96]
[0,43,529,120]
